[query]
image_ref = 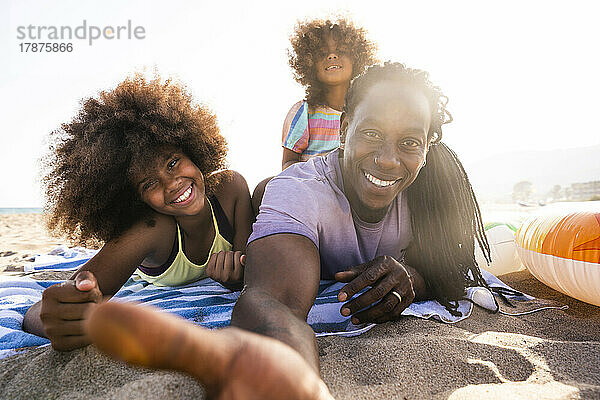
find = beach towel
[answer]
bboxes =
[0,247,566,359]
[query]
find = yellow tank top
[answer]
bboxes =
[135,200,233,286]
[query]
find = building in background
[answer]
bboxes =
[566,181,600,201]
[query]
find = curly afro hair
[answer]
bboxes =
[43,74,228,244]
[288,18,377,106]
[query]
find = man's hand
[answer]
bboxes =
[334,255,416,324]
[205,251,245,284]
[40,270,103,351]
[87,302,334,400]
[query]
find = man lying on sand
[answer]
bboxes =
[86,62,494,398]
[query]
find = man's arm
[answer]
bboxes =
[230,233,322,371]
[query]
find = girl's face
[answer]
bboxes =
[132,147,206,217]
[315,35,353,87]
[340,81,431,222]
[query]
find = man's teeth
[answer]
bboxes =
[173,186,192,203]
[326,65,341,70]
[364,172,399,187]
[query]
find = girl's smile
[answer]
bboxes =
[134,147,206,217]
[170,183,195,206]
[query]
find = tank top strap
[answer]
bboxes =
[137,222,181,277]
[208,194,234,244]
[135,198,234,285]
[175,223,183,251]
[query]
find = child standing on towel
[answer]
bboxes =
[281,18,376,169]
[23,74,254,351]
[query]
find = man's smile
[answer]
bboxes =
[362,170,402,188]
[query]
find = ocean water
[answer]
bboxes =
[0,208,43,214]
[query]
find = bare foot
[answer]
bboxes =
[86,302,334,400]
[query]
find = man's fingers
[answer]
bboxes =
[339,275,397,316]
[239,254,246,267]
[337,259,386,301]
[351,292,406,324]
[373,315,394,324]
[333,270,359,283]
[352,284,415,324]
[334,260,374,284]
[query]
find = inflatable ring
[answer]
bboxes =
[515,205,600,306]
[475,222,524,275]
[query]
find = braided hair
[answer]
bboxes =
[344,62,490,314]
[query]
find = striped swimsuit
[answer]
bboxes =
[282,101,342,162]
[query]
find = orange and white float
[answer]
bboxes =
[515,202,600,306]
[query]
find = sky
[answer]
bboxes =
[1,0,599,207]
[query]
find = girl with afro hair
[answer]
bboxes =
[281,17,376,170]
[23,74,254,351]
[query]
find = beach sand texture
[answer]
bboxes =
[0,213,66,273]
[1,213,599,399]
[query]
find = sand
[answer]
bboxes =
[0,214,68,274]
[1,213,599,399]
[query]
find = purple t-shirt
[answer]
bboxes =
[248,150,412,279]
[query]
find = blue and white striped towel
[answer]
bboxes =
[0,247,564,359]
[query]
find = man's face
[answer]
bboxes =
[341,81,431,222]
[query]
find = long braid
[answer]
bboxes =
[345,62,490,314]
[404,142,489,314]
